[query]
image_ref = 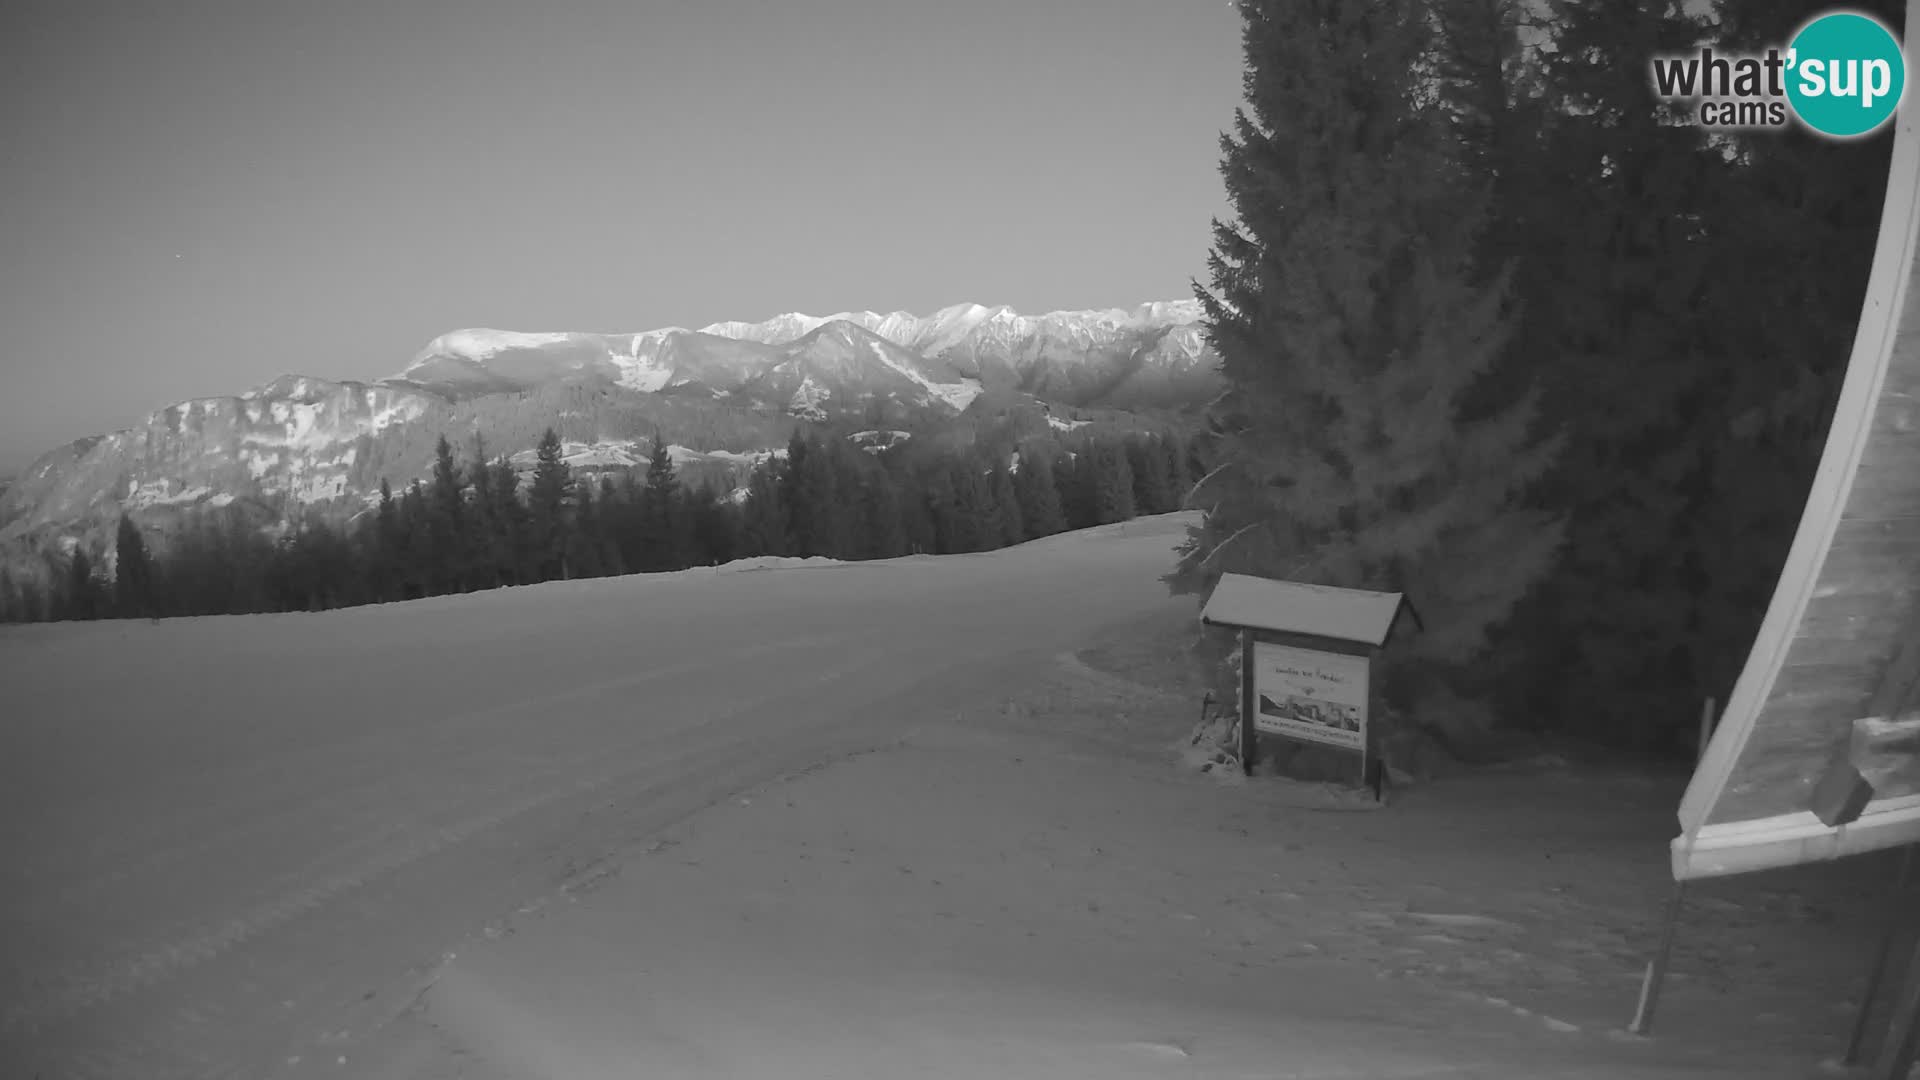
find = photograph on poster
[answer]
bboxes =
[1251,641,1369,751]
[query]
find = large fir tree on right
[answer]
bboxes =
[1170,0,1564,706]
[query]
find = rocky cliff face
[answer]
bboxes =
[0,301,1222,583]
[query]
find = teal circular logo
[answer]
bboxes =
[1786,11,1907,138]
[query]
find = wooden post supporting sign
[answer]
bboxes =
[1200,574,1419,796]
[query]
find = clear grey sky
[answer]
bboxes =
[0,0,1244,475]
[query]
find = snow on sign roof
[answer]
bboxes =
[1200,573,1416,648]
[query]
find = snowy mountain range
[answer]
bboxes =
[0,301,1220,579]
[390,300,1213,413]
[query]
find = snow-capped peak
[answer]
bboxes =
[410,328,577,368]
[689,301,1197,353]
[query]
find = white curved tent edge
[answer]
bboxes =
[1672,25,1920,883]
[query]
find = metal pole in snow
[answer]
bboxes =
[1872,918,1920,1080]
[1629,698,1717,1038]
[1846,843,1916,1066]
[1629,881,1688,1037]
[1239,631,1256,775]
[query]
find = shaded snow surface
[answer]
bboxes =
[1,511,1910,1079]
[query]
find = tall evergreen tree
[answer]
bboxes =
[741,463,789,557]
[690,483,743,566]
[895,468,935,554]
[637,434,689,571]
[1172,0,1563,693]
[468,444,501,589]
[564,481,607,578]
[1481,0,1760,742]
[987,460,1025,547]
[856,473,907,559]
[1126,437,1174,516]
[949,462,993,553]
[1056,448,1092,531]
[1014,449,1069,539]
[426,434,469,594]
[1161,430,1193,509]
[598,475,629,575]
[488,458,528,586]
[528,427,572,580]
[922,466,962,554]
[779,430,813,552]
[66,548,99,621]
[398,481,430,599]
[1084,438,1136,526]
[374,478,403,601]
[784,431,850,558]
[114,513,154,618]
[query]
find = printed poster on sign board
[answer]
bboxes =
[1251,641,1368,752]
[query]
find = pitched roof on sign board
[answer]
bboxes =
[1200,572,1417,647]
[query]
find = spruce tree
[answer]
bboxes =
[608,472,644,570]
[690,483,741,566]
[1173,0,1563,687]
[638,434,688,571]
[779,430,813,553]
[857,474,907,559]
[398,480,430,599]
[741,463,789,557]
[1083,438,1136,526]
[1127,437,1173,516]
[1483,0,1744,741]
[1161,430,1192,509]
[950,461,995,553]
[565,482,606,578]
[468,445,500,589]
[598,475,628,574]
[114,513,154,618]
[922,466,962,553]
[784,432,849,558]
[1014,449,1069,539]
[66,548,98,621]
[427,434,469,594]
[529,427,572,580]
[489,459,527,586]
[1056,447,1091,531]
[988,460,1024,548]
[19,575,47,623]
[896,469,935,554]
[374,479,402,601]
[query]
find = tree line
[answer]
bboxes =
[0,424,1201,623]
[1175,0,1900,754]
